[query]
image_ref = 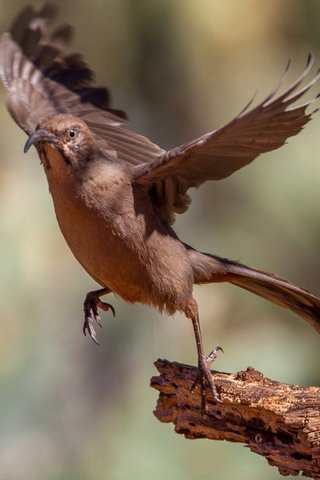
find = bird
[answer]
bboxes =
[1,3,320,408]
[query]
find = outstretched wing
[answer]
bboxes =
[0,3,164,167]
[133,56,320,220]
[1,4,319,225]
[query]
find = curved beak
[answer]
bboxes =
[24,129,58,154]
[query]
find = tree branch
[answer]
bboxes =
[150,359,320,478]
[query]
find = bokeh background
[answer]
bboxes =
[0,1,320,479]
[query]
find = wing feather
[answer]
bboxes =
[0,3,163,166]
[133,57,320,188]
[1,3,319,225]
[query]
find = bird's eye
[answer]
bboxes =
[68,129,77,139]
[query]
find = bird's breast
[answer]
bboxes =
[45,162,193,311]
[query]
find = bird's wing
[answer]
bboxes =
[0,3,164,167]
[1,5,319,224]
[133,56,320,219]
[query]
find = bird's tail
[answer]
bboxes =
[188,248,320,334]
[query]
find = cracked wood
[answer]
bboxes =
[151,359,320,478]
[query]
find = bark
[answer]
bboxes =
[150,359,320,478]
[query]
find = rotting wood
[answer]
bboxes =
[151,359,320,478]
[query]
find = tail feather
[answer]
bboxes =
[188,248,320,334]
[229,263,320,334]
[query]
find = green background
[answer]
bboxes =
[0,1,320,479]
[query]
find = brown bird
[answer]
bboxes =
[1,3,320,407]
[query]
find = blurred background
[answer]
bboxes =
[0,1,320,479]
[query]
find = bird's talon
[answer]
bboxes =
[206,345,224,368]
[90,333,99,346]
[98,301,115,317]
[83,290,115,344]
[95,314,102,328]
[88,320,99,345]
[83,315,99,344]
[191,349,222,409]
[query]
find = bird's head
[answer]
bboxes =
[24,114,97,168]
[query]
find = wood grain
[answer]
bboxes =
[151,359,320,478]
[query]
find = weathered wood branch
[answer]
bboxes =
[150,359,320,478]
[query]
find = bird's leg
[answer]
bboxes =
[83,287,115,345]
[186,299,222,410]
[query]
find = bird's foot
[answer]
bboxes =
[192,346,224,412]
[83,290,115,345]
[206,345,224,368]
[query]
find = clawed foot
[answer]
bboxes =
[192,346,224,412]
[83,290,115,345]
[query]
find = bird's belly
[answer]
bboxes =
[51,189,193,312]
